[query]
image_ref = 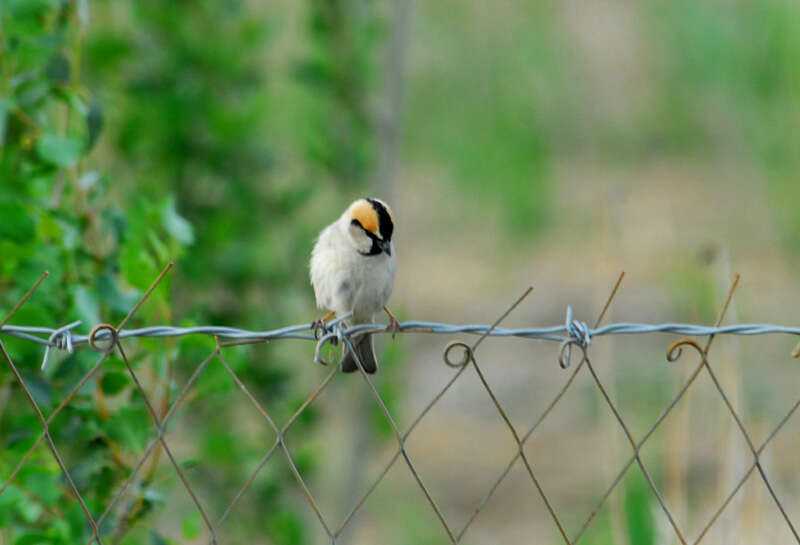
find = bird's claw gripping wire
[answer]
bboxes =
[386,315,400,340]
[311,319,331,341]
[383,306,400,340]
[314,315,352,366]
[310,310,339,341]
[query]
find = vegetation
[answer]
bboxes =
[0,0,385,542]
[0,1,194,543]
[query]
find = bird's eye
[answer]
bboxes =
[351,219,362,228]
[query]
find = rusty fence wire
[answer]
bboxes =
[1,266,800,544]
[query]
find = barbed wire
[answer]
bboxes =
[2,306,800,371]
[2,267,800,544]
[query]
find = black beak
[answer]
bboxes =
[379,239,392,256]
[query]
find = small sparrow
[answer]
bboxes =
[310,198,398,374]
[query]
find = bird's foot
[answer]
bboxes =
[311,319,328,340]
[383,306,400,340]
[311,311,336,340]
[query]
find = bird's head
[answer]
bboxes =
[345,198,394,256]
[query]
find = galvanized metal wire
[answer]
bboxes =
[1,267,799,544]
[4,309,800,372]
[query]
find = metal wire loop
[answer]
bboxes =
[314,331,340,366]
[89,323,118,354]
[443,341,473,368]
[557,338,588,369]
[666,337,704,362]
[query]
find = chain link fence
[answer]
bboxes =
[1,266,799,544]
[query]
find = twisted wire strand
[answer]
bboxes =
[5,320,800,348]
[1,309,799,371]
[2,311,800,370]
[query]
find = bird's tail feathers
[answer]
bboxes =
[341,334,377,374]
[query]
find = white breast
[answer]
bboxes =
[310,222,396,323]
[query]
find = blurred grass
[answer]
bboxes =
[643,0,800,250]
[404,0,573,237]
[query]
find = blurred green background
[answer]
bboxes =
[1,0,799,543]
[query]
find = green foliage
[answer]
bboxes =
[83,1,320,328]
[3,0,385,541]
[296,0,382,186]
[0,0,390,542]
[180,513,200,541]
[265,508,306,545]
[0,2,194,543]
[77,2,321,540]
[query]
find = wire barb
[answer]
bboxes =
[41,320,81,370]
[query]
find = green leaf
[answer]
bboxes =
[150,530,169,545]
[0,484,23,525]
[266,509,305,545]
[143,488,164,505]
[0,201,35,243]
[50,519,71,542]
[45,55,71,84]
[6,0,56,18]
[36,133,84,167]
[16,83,50,108]
[0,96,9,147]
[16,496,43,523]
[87,99,103,150]
[77,0,89,24]
[160,197,194,244]
[181,512,201,540]
[91,465,117,501]
[66,502,89,542]
[78,171,101,190]
[20,467,60,506]
[59,219,80,250]
[19,373,51,408]
[107,406,151,451]
[97,272,139,314]
[100,371,129,395]
[180,458,199,469]
[13,533,54,545]
[73,285,100,326]
[38,213,61,241]
[121,238,158,290]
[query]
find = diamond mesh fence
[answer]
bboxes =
[1,267,799,544]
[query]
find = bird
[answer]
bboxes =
[310,198,398,374]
